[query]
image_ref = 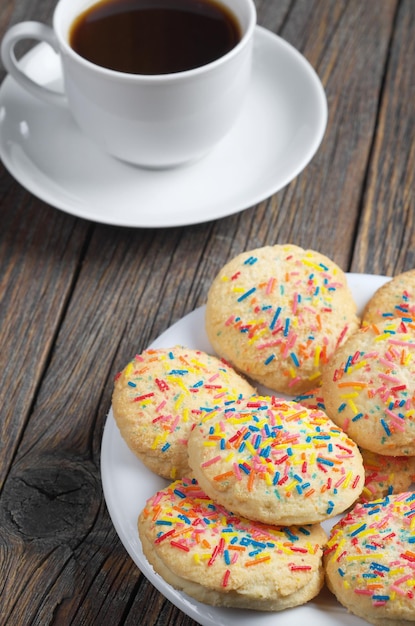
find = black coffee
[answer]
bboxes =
[69,0,241,75]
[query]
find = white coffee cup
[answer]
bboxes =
[1,0,256,168]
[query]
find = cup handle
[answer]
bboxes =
[1,21,66,105]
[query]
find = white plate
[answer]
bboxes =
[101,273,390,626]
[0,26,327,228]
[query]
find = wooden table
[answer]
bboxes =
[1,1,414,624]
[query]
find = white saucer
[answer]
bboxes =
[0,27,327,228]
[101,273,389,626]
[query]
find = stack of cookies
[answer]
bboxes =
[112,245,415,624]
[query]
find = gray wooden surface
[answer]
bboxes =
[1,1,414,624]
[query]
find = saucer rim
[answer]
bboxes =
[0,26,328,228]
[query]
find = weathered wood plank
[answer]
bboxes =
[351,0,415,275]
[0,1,407,625]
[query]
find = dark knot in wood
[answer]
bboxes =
[1,457,100,544]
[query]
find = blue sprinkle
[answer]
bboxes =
[370,562,390,572]
[237,287,256,302]
[162,443,171,452]
[350,524,366,536]
[173,488,186,498]
[317,457,334,466]
[270,307,282,330]
[273,472,280,485]
[381,419,391,436]
[127,381,137,387]
[265,354,275,365]
[290,352,300,366]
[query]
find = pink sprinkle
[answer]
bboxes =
[201,455,222,468]
[214,392,227,400]
[378,373,402,383]
[233,463,242,480]
[388,339,415,348]
[266,277,275,294]
[169,416,180,432]
[391,585,407,596]
[156,400,167,412]
[385,410,406,431]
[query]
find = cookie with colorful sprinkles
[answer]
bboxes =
[358,448,415,504]
[322,317,415,456]
[205,244,359,395]
[294,389,415,502]
[112,346,255,480]
[362,269,415,326]
[187,396,364,525]
[324,492,415,625]
[138,477,327,611]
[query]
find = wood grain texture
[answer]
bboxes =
[0,0,414,624]
[351,0,415,275]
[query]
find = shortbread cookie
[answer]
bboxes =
[187,396,364,525]
[322,318,415,456]
[205,244,359,394]
[112,346,255,479]
[363,269,415,325]
[138,477,327,611]
[324,492,415,625]
[295,389,415,502]
[359,448,415,503]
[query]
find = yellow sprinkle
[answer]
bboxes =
[331,538,345,560]
[284,480,298,492]
[309,371,321,381]
[348,399,359,413]
[343,471,352,489]
[152,433,168,450]
[125,362,134,377]
[352,360,367,371]
[346,554,383,560]
[244,441,256,455]
[302,259,325,271]
[190,359,209,370]
[264,472,272,486]
[375,333,390,342]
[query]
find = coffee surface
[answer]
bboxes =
[69,0,241,75]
